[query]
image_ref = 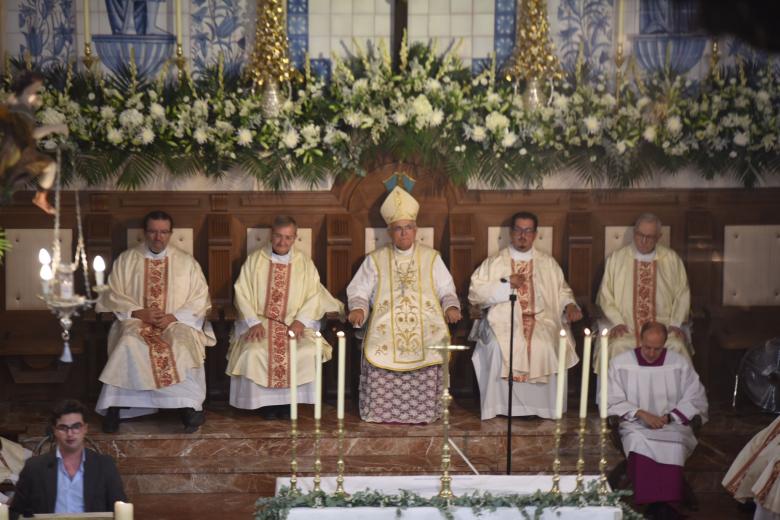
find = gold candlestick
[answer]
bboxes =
[598,417,609,497]
[334,417,348,497]
[175,43,186,81]
[83,42,96,70]
[709,40,721,81]
[427,345,469,500]
[288,418,300,496]
[614,41,625,104]
[574,417,587,493]
[550,418,562,494]
[313,417,322,493]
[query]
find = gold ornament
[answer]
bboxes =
[248,0,300,98]
[503,0,562,86]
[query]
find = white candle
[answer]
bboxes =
[59,278,73,300]
[83,0,91,45]
[554,329,567,420]
[336,331,345,419]
[616,0,625,46]
[289,330,297,420]
[579,329,592,419]
[175,0,183,45]
[314,332,322,420]
[0,503,9,520]
[93,255,106,286]
[40,264,53,295]
[599,328,609,418]
[114,501,133,520]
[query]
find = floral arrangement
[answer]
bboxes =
[255,484,642,520]
[9,37,780,190]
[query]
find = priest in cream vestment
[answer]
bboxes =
[468,211,582,420]
[96,211,216,433]
[596,213,691,367]
[608,322,708,517]
[724,415,780,520]
[226,216,343,416]
[347,186,462,424]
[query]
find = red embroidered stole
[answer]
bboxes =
[725,420,780,494]
[633,260,657,344]
[139,257,180,388]
[512,259,535,363]
[265,262,292,388]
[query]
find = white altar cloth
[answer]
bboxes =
[274,475,622,520]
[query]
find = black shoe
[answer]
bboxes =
[181,408,205,433]
[102,407,120,434]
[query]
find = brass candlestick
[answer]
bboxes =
[83,42,96,70]
[313,418,322,493]
[550,418,562,494]
[175,43,186,81]
[427,345,469,500]
[334,417,348,497]
[288,418,300,496]
[598,417,609,497]
[709,40,721,81]
[614,41,625,104]
[574,417,587,493]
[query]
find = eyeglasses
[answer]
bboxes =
[54,422,84,433]
[634,231,659,241]
[390,224,416,233]
[512,226,536,236]
[145,229,171,237]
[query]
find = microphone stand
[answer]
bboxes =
[506,291,517,475]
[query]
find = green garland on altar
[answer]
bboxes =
[255,483,643,520]
[9,39,780,190]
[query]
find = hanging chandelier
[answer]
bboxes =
[37,148,106,363]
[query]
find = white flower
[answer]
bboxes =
[486,92,501,105]
[761,134,776,150]
[282,128,300,149]
[729,150,737,158]
[119,108,143,127]
[429,109,444,127]
[643,126,657,142]
[87,92,95,101]
[485,111,510,134]
[352,79,369,93]
[583,116,600,134]
[323,127,348,145]
[756,90,770,104]
[424,79,441,92]
[733,132,749,146]
[616,141,627,154]
[100,106,115,120]
[150,103,165,119]
[412,94,433,118]
[501,131,518,148]
[344,111,362,128]
[193,99,209,118]
[223,100,236,117]
[471,125,487,142]
[301,124,320,143]
[600,94,617,107]
[193,127,209,144]
[665,116,682,135]
[236,128,252,146]
[215,121,234,134]
[519,147,527,156]
[392,112,408,125]
[39,108,66,125]
[553,94,569,111]
[138,127,154,145]
[106,127,122,145]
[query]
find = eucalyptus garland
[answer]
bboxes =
[8,38,780,190]
[256,483,642,520]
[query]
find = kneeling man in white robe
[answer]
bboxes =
[608,321,708,518]
[468,211,582,420]
[96,210,216,433]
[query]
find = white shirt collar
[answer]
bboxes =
[145,245,168,259]
[633,245,657,262]
[509,246,534,261]
[271,249,292,264]
[393,244,415,257]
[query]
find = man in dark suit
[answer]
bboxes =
[9,400,127,518]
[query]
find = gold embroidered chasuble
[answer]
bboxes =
[596,243,691,362]
[468,247,578,383]
[97,245,216,390]
[226,246,343,388]
[363,244,450,372]
[723,416,780,504]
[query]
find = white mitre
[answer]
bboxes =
[380,186,419,225]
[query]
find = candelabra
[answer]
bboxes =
[313,418,322,493]
[598,417,609,498]
[574,417,587,493]
[288,418,300,495]
[175,43,186,82]
[334,417,348,497]
[428,344,469,500]
[550,418,562,494]
[83,42,97,70]
[614,42,625,105]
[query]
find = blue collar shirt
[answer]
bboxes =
[54,447,86,513]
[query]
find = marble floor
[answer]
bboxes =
[0,399,774,519]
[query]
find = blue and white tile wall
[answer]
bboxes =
[1,0,772,82]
